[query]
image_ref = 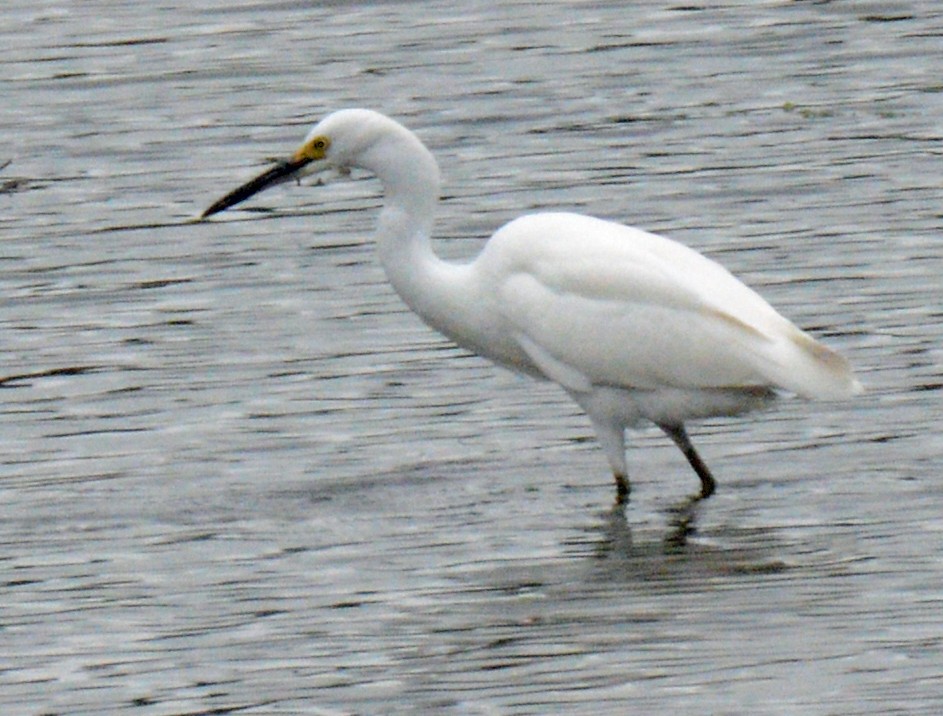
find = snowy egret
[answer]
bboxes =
[202,109,861,504]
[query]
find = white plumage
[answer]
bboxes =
[203,109,860,503]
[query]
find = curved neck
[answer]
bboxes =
[360,130,479,347]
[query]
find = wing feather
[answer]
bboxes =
[480,213,859,399]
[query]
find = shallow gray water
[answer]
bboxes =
[2,1,942,714]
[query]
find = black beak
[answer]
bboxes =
[201,156,312,219]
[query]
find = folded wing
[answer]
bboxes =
[484,213,860,400]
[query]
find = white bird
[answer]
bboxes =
[202,109,861,504]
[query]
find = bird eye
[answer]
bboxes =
[299,137,329,161]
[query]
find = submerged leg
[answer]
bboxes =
[586,413,630,504]
[659,423,716,498]
[614,471,630,505]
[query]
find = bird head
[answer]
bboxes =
[199,109,404,220]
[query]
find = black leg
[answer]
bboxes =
[614,473,630,505]
[659,424,716,498]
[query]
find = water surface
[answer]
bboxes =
[2,1,942,713]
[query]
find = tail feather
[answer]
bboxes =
[772,328,862,400]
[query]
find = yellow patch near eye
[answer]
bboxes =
[294,135,330,162]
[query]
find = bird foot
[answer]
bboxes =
[614,475,630,506]
[698,474,716,499]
